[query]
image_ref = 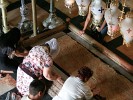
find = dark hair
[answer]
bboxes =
[41,43,50,53]
[0,27,21,48]
[8,27,21,46]
[29,79,46,96]
[78,66,93,79]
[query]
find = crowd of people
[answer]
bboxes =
[0,27,100,100]
[0,0,120,99]
[0,27,28,72]
[79,0,121,43]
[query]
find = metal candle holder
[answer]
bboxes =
[18,0,33,34]
[0,0,10,33]
[43,0,64,29]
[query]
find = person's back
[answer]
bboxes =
[0,28,22,68]
[54,76,93,100]
[53,66,93,100]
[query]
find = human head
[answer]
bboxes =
[0,27,21,48]
[29,79,46,100]
[77,66,93,82]
[45,38,60,58]
[8,27,21,47]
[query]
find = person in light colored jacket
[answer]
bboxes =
[53,66,95,100]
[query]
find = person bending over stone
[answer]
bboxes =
[0,27,28,70]
[16,38,61,96]
[52,66,99,100]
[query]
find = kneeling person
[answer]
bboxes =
[53,66,94,100]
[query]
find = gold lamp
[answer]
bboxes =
[65,0,91,16]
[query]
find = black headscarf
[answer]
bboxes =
[0,27,21,55]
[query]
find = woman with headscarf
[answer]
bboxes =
[16,38,61,96]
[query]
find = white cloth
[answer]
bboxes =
[52,76,93,100]
[45,38,60,58]
[16,67,34,96]
[21,95,31,100]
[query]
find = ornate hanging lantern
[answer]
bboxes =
[64,0,90,16]
[104,1,121,38]
[18,0,33,34]
[65,0,75,13]
[90,0,106,27]
[75,0,91,16]
[43,0,64,29]
[120,12,133,47]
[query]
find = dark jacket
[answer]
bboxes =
[0,28,21,68]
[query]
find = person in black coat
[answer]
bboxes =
[0,27,28,71]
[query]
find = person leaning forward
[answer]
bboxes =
[53,66,100,100]
[0,27,28,69]
[16,38,61,96]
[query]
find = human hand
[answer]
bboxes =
[96,27,101,32]
[78,30,85,35]
[8,51,15,59]
[57,77,64,83]
[10,92,21,100]
[92,87,101,95]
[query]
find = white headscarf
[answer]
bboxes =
[45,38,60,58]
